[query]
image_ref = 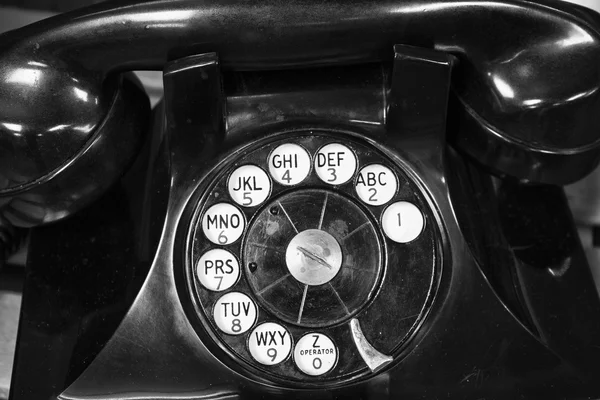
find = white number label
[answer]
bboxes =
[202,203,245,245]
[355,164,397,206]
[248,323,292,365]
[213,292,257,335]
[228,165,271,207]
[268,144,311,186]
[315,143,357,185]
[293,333,337,376]
[196,249,240,292]
[381,201,424,243]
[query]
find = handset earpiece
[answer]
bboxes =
[0,71,148,227]
[1,0,599,228]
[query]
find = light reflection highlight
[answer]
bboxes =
[566,89,597,102]
[128,10,195,23]
[144,23,187,29]
[73,87,89,102]
[349,119,381,126]
[73,124,94,133]
[27,61,48,68]
[555,25,594,48]
[523,99,543,107]
[6,68,41,86]
[2,122,23,132]
[492,75,515,99]
[397,1,521,14]
[48,124,71,132]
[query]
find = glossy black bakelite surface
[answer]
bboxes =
[0,75,149,227]
[5,2,600,399]
[9,108,170,399]
[1,0,600,189]
[9,45,599,400]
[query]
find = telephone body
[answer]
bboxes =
[2,0,600,399]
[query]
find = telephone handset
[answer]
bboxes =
[3,0,600,399]
[2,0,600,226]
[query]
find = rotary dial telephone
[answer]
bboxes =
[2,0,600,399]
[188,132,437,382]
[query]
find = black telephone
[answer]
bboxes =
[3,0,600,399]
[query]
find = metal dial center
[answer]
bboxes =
[285,229,342,286]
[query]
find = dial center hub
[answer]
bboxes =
[285,229,342,286]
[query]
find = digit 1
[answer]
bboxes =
[397,212,401,226]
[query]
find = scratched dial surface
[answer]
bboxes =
[186,132,440,385]
[244,189,381,328]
